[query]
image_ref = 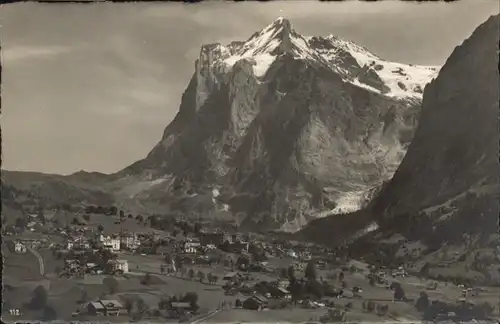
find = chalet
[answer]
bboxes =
[19,238,43,249]
[223,272,242,281]
[67,237,91,250]
[99,234,121,251]
[277,279,290,289]
[231,241,249,253]
[108,259,129,273]
[87,300,124,316]
[242,295,268,310]
[87,302,106,316]
[65,259,80,271]
[11,240,27,253]
[120,232,140,250]
[184,240,201,254]
[272,287,291,300]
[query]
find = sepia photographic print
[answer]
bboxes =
[1,0,499,323]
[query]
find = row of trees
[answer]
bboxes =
[85,205,117,216]
[165,267,219,284]
[416,291,495,321]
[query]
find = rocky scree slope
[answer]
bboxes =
[301,15,499,255]
[118,17,439,230]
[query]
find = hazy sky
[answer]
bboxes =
[1,0,498,175]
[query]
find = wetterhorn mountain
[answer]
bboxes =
[117,17,438,230]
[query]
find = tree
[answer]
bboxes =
[38,209,46,225]
[420,262,430,276]
[175,255,183,270]
[158,296,169,310]
[133,297,149,320]
[165,253,172,265]
[79,289,88,303]
[141,273,152,285]
[197,270,205,283]
[103,277,119,294]
[367,300,376,313]
[305,279,324,299]
[236,256,249,269]
[123,299,134,314]
[376,304,389,316]
[394,285,405,301]
[42,306,57,321]
[287,266,296,282]
[416,291,430,312]
[194,222,202,234]
[15,217,27,229]
[289,280,304,304]
[188,268,195,280]
[182,292,199,311]
[305,261,317,281]
[29,285,48,310]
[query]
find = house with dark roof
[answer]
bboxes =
[223,272,242,281]
[242,295,268,310]
[87,300,124,316]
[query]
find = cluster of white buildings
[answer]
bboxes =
[67,236,91,250]
[63,231,142,253]
[97,232,141,252]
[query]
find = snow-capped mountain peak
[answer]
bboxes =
[195,17,439,102]
[240,17,296,56]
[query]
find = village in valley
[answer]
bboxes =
[2,204,499,323]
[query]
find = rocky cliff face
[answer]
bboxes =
[371,14,499,243]
[119,17,438,230]
[301,15,499,250]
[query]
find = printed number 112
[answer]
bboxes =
[9,309,20,316]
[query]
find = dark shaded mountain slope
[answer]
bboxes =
[301,15,499,257]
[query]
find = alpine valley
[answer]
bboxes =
[299,14,499,283]
[4,18,443,231]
